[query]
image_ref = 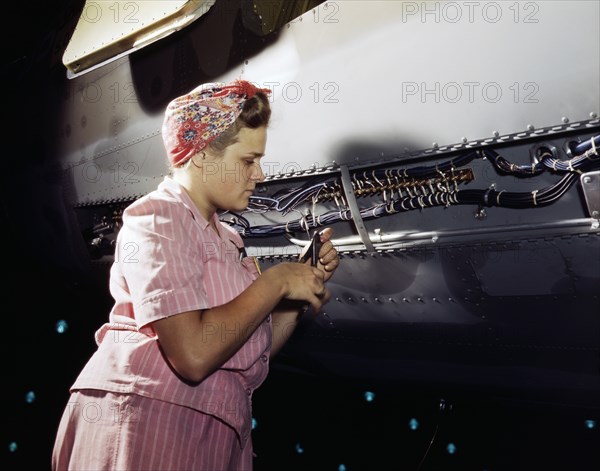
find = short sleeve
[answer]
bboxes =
[115,196,210,329]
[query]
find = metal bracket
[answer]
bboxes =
[581,171,600,220]
[339,164,375,252]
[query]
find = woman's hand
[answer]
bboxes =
[312,227,339,282]
[267,262,330,312]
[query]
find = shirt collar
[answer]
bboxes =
[157,175,221,231]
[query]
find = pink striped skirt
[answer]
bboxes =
[52,390,253,471]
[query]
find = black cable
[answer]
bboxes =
[483,134,600,176]
[482,148,545,176]
[574,134,600,155]
[416,398,452,471]
[239,170,582,236]
[369,152,478,181]
[416,423,439,471]
[226,135,600,236]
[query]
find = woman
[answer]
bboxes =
[52,79,339,470]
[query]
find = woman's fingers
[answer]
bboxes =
[317,239,339,277]
[319,244,338,266]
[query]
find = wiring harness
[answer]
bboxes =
[221,135,600,237]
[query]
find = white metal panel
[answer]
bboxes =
[240,1,599,172]
[58,56,170,203]
[63,0,216,77]
[57,0,600,203]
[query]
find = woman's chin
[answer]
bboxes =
[227,200,250,212]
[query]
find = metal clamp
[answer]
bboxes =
[340,165,375,252]
[580,171,600,220]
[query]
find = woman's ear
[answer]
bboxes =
[189,154,203,169]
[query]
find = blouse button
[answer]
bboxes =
[246,388,252,396]
[261,354,268,362]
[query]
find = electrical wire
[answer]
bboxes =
[416,423,439,471]
[483,134,599,176]
[574,134,600,155]
[234,170,583,236]
[221,134,600,237]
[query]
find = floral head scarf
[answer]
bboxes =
[162,80,271,167]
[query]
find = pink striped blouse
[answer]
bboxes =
[71,176,272,448]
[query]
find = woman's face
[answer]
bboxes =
[199,126,267,213]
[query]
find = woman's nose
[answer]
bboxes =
[253,162,265,182]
